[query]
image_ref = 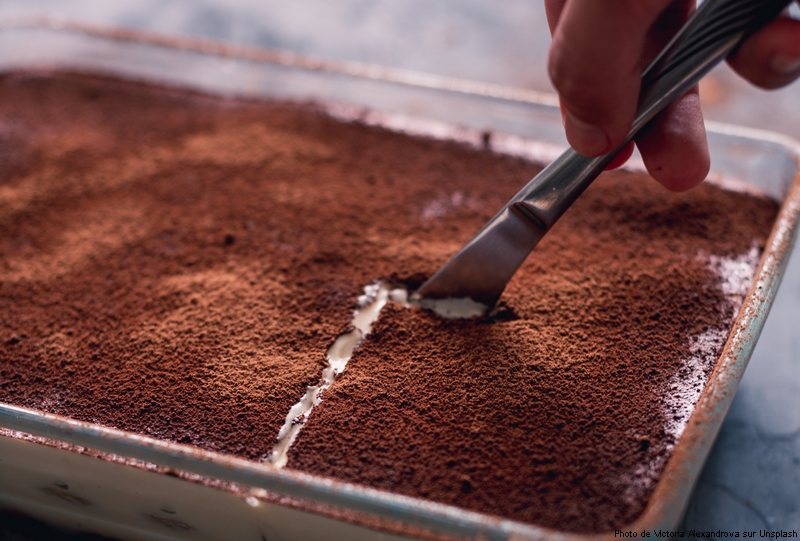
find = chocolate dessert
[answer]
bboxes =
[0,71,778,532]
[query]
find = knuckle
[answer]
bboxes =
[546,39,568,86]
[548,48,598,111]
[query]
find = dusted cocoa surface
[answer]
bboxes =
[0,71,542,458]
[0,71,779,532]
[289,166,779,528]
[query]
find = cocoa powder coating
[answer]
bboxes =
[0,72,778,532]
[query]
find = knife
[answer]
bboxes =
[414,0,791,308]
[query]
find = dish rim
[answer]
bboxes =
[0,15,798,540]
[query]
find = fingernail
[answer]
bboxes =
[565,111,609,156]
[770,54,800,76]
[559,102,566,128]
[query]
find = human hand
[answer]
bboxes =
[545,0,800,191]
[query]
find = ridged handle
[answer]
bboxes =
[510,0,790,229]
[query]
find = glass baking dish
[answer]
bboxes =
[0,15,798,541]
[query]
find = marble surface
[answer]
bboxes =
[0,1,798,536]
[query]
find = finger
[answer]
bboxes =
[547,0,675,157]
[562,99,635,170]
[605,142,635,171]
[635,87,709,191]
[727,16,800,89]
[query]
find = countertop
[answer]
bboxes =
[0,0,798,537]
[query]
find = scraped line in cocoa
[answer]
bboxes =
[265,282,486,468]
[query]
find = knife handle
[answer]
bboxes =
[509,0,790,230]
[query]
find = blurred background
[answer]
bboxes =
[1,1,799,537]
